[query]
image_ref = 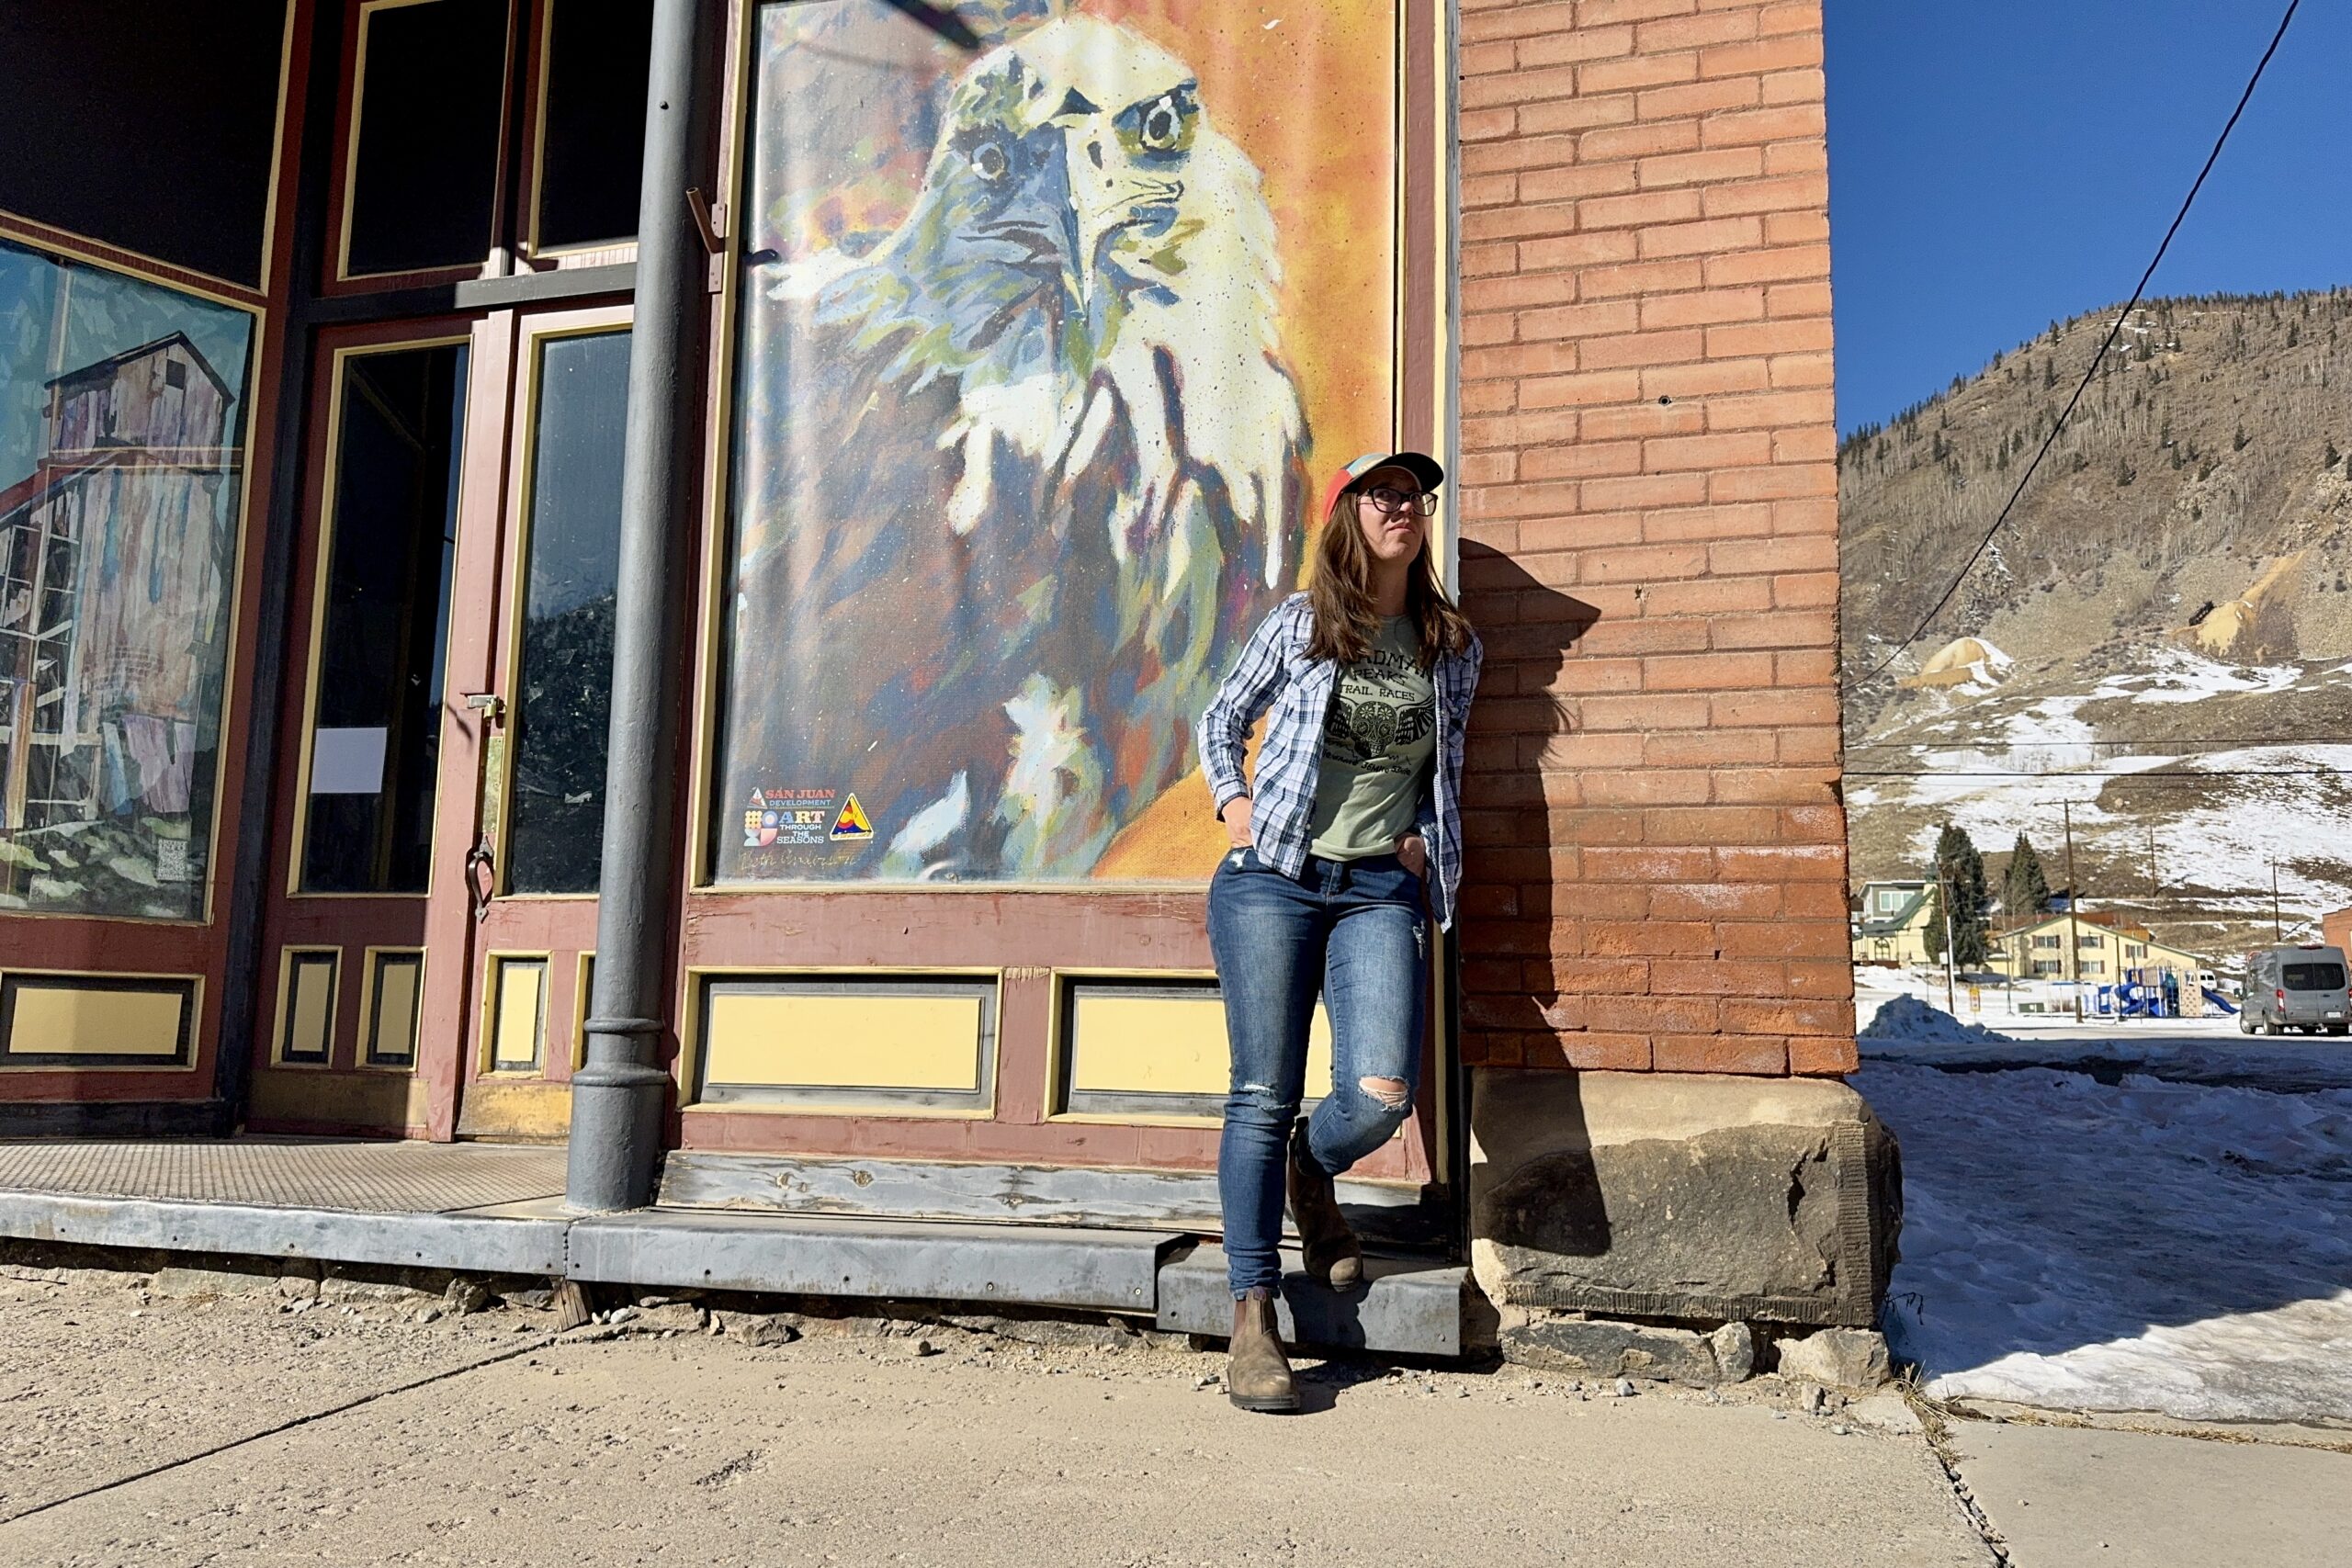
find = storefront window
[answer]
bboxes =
[300,343,468,894]
[342,0,510,279]
[0,238,254,919]
[533,0,655,253]
[710,0,1398,885]
[505,327,629,895]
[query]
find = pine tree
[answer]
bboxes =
[2002,832,2051,919]
[1929,824,1991,967]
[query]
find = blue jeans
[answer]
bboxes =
[1207,847,1428,1297]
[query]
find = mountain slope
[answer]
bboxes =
[1839,290,2352,964]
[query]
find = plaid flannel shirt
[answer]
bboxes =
[1196,593,1483,930]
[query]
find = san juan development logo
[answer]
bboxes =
[742,788,874,850]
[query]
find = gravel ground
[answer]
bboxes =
[0,1260,547,1518]
[0,1258,1996,1568]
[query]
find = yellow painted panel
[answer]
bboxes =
[456,1076,573,1142]
[492,960,547,1071]
[368,955,422,1064]
[8,984,187,1057]
[287,956,335,1061]
[704,992,982,1091]
[1069,993,1333,1099]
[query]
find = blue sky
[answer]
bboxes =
[1826,1,2352,437]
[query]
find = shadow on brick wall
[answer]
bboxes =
[1453,544,1614,1265]
[1455,541,1602,1066]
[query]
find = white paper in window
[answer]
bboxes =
[311,727,390,794]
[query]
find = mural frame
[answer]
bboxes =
[0,221,272,930]
[682,0,1458,898]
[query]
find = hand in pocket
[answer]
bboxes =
[1394,831,1429,880]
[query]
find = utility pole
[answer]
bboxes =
[2272,857,2283,942]
[2146,827,2157,898]
[2064,800,2084,1022]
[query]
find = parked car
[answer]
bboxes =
[2239,944,2351,1036]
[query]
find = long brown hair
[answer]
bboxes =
[1305,480,1475,669]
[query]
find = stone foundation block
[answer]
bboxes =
[1774,1325,1893,1390]
[1470,1069,1901,1329]
[1497,1311,1756,1386]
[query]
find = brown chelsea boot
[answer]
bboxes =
[1227,1288,1300,1413]
[1287,1119,1364,1291]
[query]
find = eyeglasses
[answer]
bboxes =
[1360,485,1438,516]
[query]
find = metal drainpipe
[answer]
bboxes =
[566,0,718,1213]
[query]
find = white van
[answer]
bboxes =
[2240,945,2350,1036]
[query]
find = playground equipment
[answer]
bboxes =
[2097,967,2204,1021]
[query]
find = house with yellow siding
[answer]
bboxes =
[1852,881,1937,966]
[1990,910,2206,986]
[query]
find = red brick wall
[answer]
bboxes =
[1452,0,1855,1077]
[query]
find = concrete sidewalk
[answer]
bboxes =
[1949,1418,2352,1568]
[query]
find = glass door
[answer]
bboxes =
[435,302,630,1140]
[250,321,471,1134]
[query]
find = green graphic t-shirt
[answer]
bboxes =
[1307,615,1436,861]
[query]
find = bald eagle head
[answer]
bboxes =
[839,18,1204,362]
[798,13,1306,582]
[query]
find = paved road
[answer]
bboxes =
[1,1261,1991,1568]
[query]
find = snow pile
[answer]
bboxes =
[1864,1062,2352,1422]
[1860,995,2015,1045]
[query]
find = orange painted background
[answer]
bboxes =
[1091,0,1399,878]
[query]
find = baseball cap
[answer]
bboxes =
[1318,450,1446,523]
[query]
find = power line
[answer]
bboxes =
[1846,768,2343,779]
[1847,735,2351,750]
[1843,0,2304,693]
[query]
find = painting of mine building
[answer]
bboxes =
[0,242,251,919]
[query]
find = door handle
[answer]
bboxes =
[465,836,496,922]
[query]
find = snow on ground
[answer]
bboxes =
[2139,743,2352,910]
[1860,996,2352,1422]
[2086,646,2305,705]
[1851,647,2352,919]
[1860,994,2013,1045]
[1860,971,2352,1087]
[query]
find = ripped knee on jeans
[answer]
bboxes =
[1358,1075,1410,1111]
[1235,1081,1298,1116]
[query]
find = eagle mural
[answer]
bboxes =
[717,7,1311,881]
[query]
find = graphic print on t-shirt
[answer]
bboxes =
[1324,641,1434,774]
